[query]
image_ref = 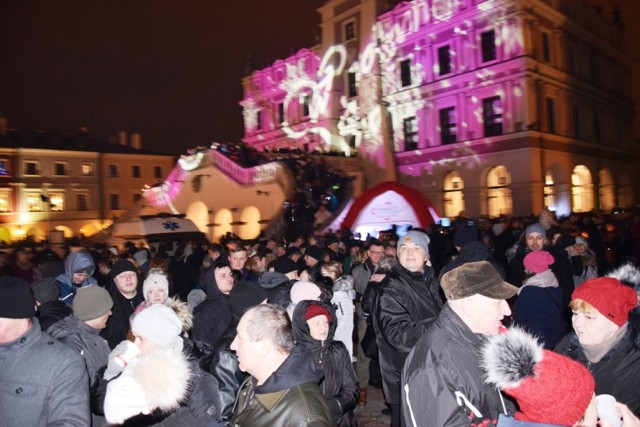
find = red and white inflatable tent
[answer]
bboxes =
[341,181,440,237]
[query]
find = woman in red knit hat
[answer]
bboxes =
[556,265,640,417]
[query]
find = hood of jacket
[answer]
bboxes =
[200,263,228,300]
[56,251,97,288]
[291,300,337,353]
[259,271,290,289]
[254,345,324,394]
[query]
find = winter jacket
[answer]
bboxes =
[48,314,111,386]
[231,345,335,427]
[192,265,232,346]
[438,241,506,281]
[372,263,443,405]
[259,271,293,308]
[402,304,515,427]
[513,271,566,349]
[292,301,359,427]
[331,276,356,359]
[555,316,640,415]
[0,318,90,426]
[101,279,144,349]
[55,250,97,305]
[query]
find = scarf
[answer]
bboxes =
[518,269,558,295]
[582,322,628,363]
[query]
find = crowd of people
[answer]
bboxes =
[1,206,640,426]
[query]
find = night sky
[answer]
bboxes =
[1,1,639,156]
[0,1,324,155]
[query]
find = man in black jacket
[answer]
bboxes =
[372,229,443,427]
[402,261,518,427]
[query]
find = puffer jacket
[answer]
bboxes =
[372,263,443,405]
[555,315,640,415]
[331,275,356,359]
[292,301,359,427]
[231,345,335,427]
[55,251,97,305]
[402,304,515,427]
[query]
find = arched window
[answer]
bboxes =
[443,171,465,218]
[571,165,594,212]
[487,166,512,217]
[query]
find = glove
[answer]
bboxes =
[103,340,140,380]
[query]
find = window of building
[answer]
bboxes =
[25,161,39,176]
[54,162,67,176]
[481,29,497,62]
[403,117,418,151]
[50,193,64,211]
[546,98,556,134]
[348,72,357,98]
[483,96,503,137]
[132,165,141,178]
[544,171,556,211]
[345,21,356,41]
[256,110,263,130]
[542,32,551,63]
[27,194,42,212]
[0,193,10,212]
[0,159,10,176]
[76,194,88,211]
[572,165,594,212]
[302,94,310,117]
[154,166,163,179]
[438,45,451,75]
[440,107,457,144]
[572,105,581,139]
[278,103,285,124]
[108,164,118,178]
[110,194,120,210]
[400,59,412,87]
[487,166,512,217]
[443,171,464,218]
[81,163,94,176]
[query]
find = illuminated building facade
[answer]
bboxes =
[241,0,639,218]
[0,127,175,243]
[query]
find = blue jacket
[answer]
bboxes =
[55,251,96,305]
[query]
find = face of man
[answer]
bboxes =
[526,232,546,252]
[252,256,266,273]
[397,243,427,272]
[86,310,112,330]
[215,266,235,295]
[72,272,90,286]
[231,312,260,376]
[367,244,384,266]
[307,315,330,343]
[229,251,248,271]
[465,294,511,336]
[114,271,138,298]
[572,308,619,347]
[327,242,339,252]
[304,254,318,267]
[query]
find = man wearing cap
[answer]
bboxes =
[0,277,90,426]
[101,259,144,349]
[55,250,97,305]
[402,260,517,427]
[371,229,443,426]
[48,285,113,387]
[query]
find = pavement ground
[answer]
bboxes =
[354,385,390,427]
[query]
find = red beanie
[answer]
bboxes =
[483,328,595,426]
[573,277,638,327]
[523,251,554,274]
[304,304,331,322]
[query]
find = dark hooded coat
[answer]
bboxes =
[292,301,359,427]
[55,251,97,305]
[191,264,232,346]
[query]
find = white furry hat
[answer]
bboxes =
[131,304,183,352]
[104,348,191,424]
[143,268,169,300]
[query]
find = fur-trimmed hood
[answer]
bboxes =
[104,348,191,424]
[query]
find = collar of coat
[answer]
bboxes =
[255,389,288,411]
